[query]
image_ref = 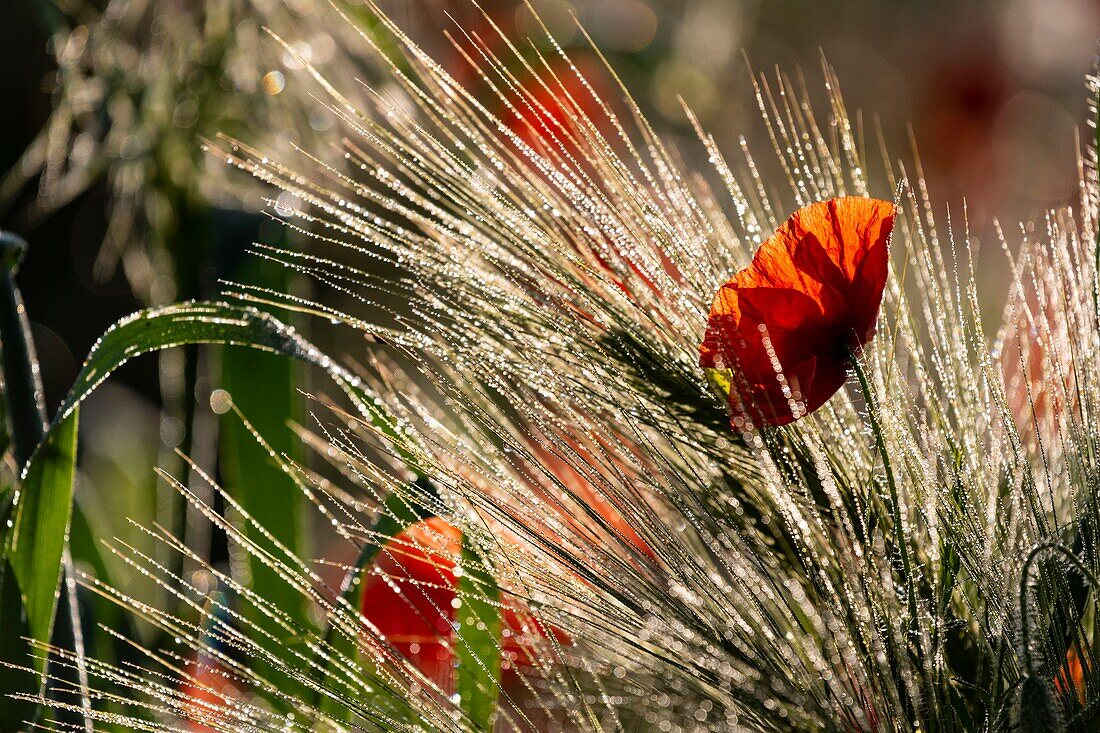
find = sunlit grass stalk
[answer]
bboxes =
[847,350,918,640]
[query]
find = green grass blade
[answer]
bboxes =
[214,400,314,712]
[54,302,420,469]
[456,536,503,731]
[5,407,78,672]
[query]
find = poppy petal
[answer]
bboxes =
[735,286,836,376]
[699,283,829,378]
[360,517,460,685]
[849,213,893,340]
[702,286,836,426]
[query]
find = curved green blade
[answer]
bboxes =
[56,301,363,424]
[0,410,78,729]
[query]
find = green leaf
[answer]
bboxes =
[56,301,422,475]
[0,407,78,732]
[5,407,78,674]
[215,400,314,711]
[220,356,307,641]
[456,535,503,731]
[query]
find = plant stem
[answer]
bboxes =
[848,351,920,641]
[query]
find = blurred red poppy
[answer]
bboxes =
[500,55,615,164]
[699,197,896,428]
[179,651,239,732]
[530,439,655,564]
[359,517,556,689]
[1001,296,1073,442]
[1055,645,1089,705]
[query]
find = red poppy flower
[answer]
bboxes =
[359,517,556,689]
[1002,297,1073,440]
[699,197,896,428]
